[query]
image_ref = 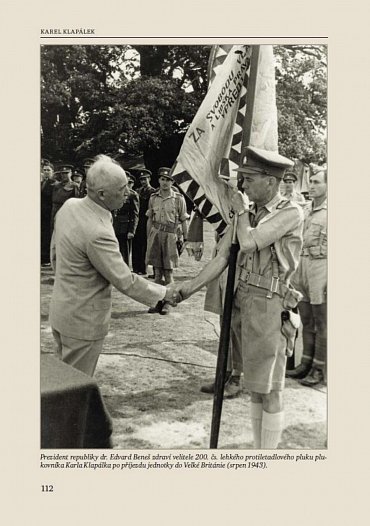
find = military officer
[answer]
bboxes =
[71,169,84,197]
[179,146,304,448]
[287,169,327,386]
[50,164,79,231]
[281,171,306,206]
[132,169,156,275]
[146,167,189,314]
[112,172,139,265]
[79,157,95,197]
[41,161,56,266]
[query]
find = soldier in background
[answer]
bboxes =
[71,169,84,197]
[50,164,79,232]
[146,167,189,314]
[113,172,139,266]
[41,160,56,266]
[132,169,156,275]
[288,169,327,386]
[79,157,95,197]
[281,171,306,206]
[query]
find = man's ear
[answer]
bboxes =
[97,189,105,201]
[269,176,279,188]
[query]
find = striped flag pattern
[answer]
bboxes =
[210,45,251,181]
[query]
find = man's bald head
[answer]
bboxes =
[86,155,129,211]
[86,155,125,190]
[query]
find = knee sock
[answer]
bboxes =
[250,402,263,448]
[261,411,284,449]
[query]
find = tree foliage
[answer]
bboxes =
[41,45,208,165]
[41,44,327,168]
[275,45,327,163]
[41,45,130,161]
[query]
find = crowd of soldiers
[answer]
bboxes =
[41,157,189,314]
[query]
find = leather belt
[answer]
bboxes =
[238,268,289,299]
[152,221,177,234]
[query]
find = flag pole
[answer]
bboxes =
[209,45,261,449]
[209,215,239,448]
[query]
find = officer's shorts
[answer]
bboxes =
[146,229,178,269]
[292,257,327,305]
[231,282,287,394]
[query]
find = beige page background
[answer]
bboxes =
[1,1,368,524]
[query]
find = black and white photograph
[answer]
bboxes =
[40,43,328,450]
[3,0,370,523]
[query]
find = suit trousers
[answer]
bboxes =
[52,329,104,377]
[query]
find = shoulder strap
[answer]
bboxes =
[276,198,290,210]
[270,244,280,279]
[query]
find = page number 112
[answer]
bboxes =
[41,485,54,492]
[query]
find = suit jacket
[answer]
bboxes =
[49,196,166,340]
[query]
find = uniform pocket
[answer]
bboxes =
[305,221,322,246]
[151,205,161,221]
[164,201,177,223]
[305,221,327,258]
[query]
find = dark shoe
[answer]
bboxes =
[223,376,243,398]
[201,372,241,398]
[147,274,155,279]
[160,302,172,315]
[200,380,217,394]
[201,371,231,393]
[300,367,325,387]
[286,363,312,379]
[148,301,162,314]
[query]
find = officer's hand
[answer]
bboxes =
[127,233,134,239]
[178,280,193,301]
[164,283,182,306]
[231,190,250,215]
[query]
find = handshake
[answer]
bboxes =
[163,282,190,307]
[148,282,191,315]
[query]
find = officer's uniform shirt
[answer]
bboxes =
[146,188,188,226]
[281,189,306,206]
[228,193,304,284]
[205,193,303,314]
[291,198,327,305]
[301,198,327,258]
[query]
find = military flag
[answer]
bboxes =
[172,45,278,233]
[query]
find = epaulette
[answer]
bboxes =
[276,198,290,209]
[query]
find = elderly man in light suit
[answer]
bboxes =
[49,155,178,376]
